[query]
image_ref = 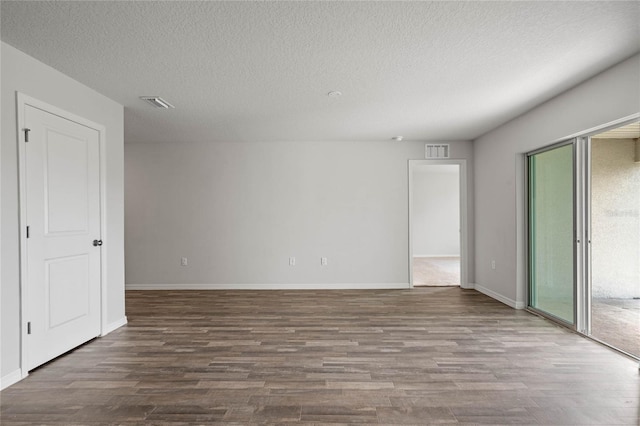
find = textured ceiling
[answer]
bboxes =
[2,1,639,143]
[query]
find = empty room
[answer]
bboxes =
[1,1,639,424]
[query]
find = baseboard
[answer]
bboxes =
[1,369,24,390]
[472,283,525,309]
[126,283,410,291]
[102,316,128,336]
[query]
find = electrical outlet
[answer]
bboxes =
[491,260,496,270]
[181,257,188,266]
[321,257,328,266]
[289,257,296,266]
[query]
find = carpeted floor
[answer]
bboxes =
[413,256,460,287]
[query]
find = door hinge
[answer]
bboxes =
[27,322,31,335]
[26,226,30,238]
[23,128,31,142]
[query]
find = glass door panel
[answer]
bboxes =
[588,129,640,357]
[528,143,575,324]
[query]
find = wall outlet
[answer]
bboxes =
[491,260,496,270]
[321,257,328,266]
[289,257,296,266]
[181,257,188,266]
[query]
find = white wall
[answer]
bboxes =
[125,140,474,288]
[473,53,640,308]
[591,138,640,299]
[1,43,125,386]
[411,166,460,257]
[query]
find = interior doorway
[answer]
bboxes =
[409,160,467,288]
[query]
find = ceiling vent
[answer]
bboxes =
[425,144,450,159]
[140,96,175,109]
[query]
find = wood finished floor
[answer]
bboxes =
[1,288,639,425]
[592,297,640,358]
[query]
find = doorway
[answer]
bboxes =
[409,160,467,288]
[589,122,640,357]
[18,94,106,373]
[526,119,640,359]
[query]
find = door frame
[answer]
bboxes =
[408,159,469,288]
[523,113,640,336]
[525,139,579,328]
[16,92,108,379]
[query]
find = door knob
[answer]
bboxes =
[93,239,103,247]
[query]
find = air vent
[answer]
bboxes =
[425,144,450,159]
[140,96,175,109]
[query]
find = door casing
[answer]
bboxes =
[16,92,108,379]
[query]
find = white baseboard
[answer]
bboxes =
[102,316,128,336]
[126,283,410,291]
[472,283,525,309]
[1,369,24,390]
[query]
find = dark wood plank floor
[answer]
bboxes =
[592,297,640,358]
[2,287,639,424]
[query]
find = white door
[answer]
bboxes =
[24,105,102,371]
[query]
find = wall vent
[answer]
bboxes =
[425,144,450,159]
[140,96,175,109]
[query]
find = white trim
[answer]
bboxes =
[16,92,28,377]
[16,92,107,373]
[101,316,128,336]
[412,254,461,258]
[1,369,24,390]
[126,283,410,291]
[408,159,469,289]
[473,283,526,309]
[98,121,109,337]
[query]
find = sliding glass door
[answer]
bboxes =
[588,125,640,357]
[528,123,639,359]
[528,142,576,325]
